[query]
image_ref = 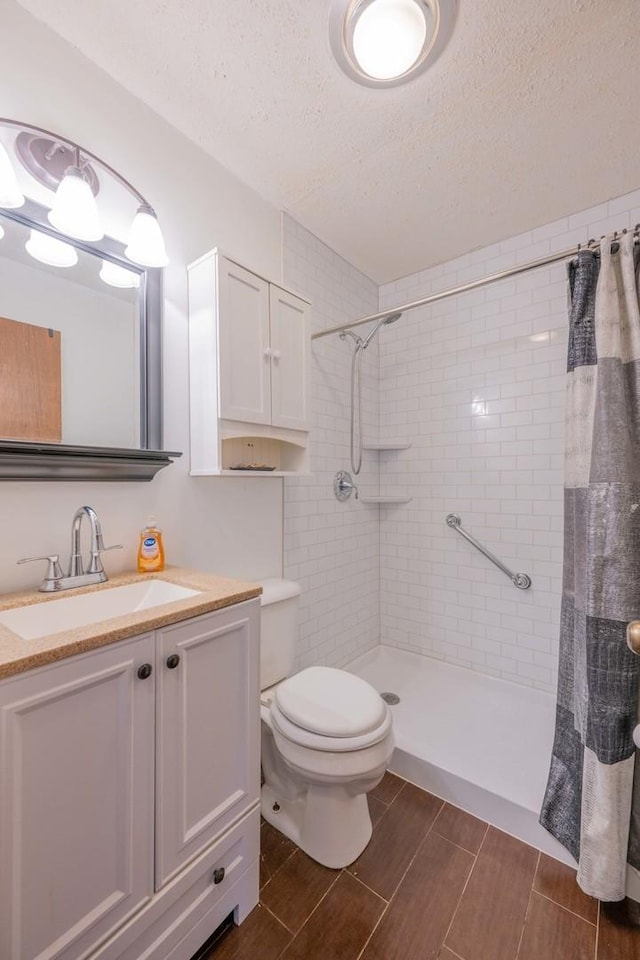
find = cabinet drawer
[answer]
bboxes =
[93,806,260,960]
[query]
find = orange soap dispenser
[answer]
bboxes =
[137,516,165,572]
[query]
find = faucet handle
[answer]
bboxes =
[17,555,64,582]
[87,543,123,575]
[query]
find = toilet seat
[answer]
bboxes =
[271,666,391,752]
[270,700,392,752]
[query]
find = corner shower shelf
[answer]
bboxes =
[360,495,413,505]
[362,440,413,451]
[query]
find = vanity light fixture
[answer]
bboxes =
[48,162,104,242]
[329,0,456,88]
[99,259,140,289]
[125,204,168,269]
[25,228,78,268]
[0,119,169,267]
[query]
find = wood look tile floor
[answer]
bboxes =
[204,774,640,960]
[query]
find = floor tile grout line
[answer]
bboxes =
[432,824,489,858]
[347,872,392,903]
[259,900,299,941]
[532,890,598,927]
[352,797,446,960]
[440,824,488,955]
[514,851,540,960]
[442,947,466,960]
[354,897,391,960]
[353,803,444,960]
[268,868,345,949]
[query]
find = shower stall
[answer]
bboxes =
[283,208,640,901]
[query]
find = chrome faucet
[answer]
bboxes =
[18,505,123,593]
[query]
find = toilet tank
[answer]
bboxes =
[259,579,301,690]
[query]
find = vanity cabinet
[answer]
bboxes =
[188,250,311,475]
[0,599,260,960]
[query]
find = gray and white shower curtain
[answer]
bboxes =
[540,232,640,901]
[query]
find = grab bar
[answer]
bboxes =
[445,514,532,590]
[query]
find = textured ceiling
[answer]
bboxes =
[16,0,640,282]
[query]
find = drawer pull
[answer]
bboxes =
[212,867,225,885]
[166,654,180,669]
[137,663,153,680]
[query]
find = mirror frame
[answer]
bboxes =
[0,199,180,480]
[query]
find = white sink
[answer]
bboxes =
[0,580,201,641]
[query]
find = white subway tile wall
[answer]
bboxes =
[282,215,381,670]
[378,189,640,692]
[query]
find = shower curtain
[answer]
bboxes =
[540,232,640,902]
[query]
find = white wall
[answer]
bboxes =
[378,187,640,693]
[282,216,381,670]
[0,2,283,590]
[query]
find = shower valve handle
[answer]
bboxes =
[626,620,640,655]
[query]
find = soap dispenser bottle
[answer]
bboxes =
[137,516,165,572]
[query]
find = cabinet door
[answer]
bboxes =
[269,285,310,431]
[0,634,155,960]
[155,600,260,887]
[218,257,271,425]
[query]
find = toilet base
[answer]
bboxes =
[261,782,373,869]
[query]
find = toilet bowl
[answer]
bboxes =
[259,580,394,869]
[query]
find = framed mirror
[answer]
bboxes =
[0,120,179,481]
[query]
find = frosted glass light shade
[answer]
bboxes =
[0,141,24,208]
[125,204,169,267]
[26,229,78,268]
[48,167,103,242]
[99,259,140,289]
[352,0,428,79]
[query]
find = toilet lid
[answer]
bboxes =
[275,666,387,737]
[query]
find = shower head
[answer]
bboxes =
[361,311,402,349]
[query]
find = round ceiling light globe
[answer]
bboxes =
[352,0,429,80]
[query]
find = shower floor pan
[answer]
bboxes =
[346,644,573,866]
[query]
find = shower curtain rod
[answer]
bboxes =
[311,228,640,341]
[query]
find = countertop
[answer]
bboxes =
[0,566,262,680]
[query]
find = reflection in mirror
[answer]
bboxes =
[0,214,141,448]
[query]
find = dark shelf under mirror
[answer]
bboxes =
[0,441,181,481]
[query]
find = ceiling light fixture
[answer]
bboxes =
[329,0,456,88]
[0,120,169,267]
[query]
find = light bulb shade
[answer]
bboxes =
[48,167,103,242]
[25,229,78,268]
[125,205,169,267]
[0,141,25,208]
[352,0,428,79]
[0,223,4,240]
[99,259,141,289]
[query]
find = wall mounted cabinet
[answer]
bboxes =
[0,600,260,960]
[188,251,310,475]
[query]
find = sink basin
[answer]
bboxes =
[0,580,201,640]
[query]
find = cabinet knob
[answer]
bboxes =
[137,663,153,680]
[263,348,272,358]
[272,350,281,361]
[166,654,180,669]
[212,866,225,885]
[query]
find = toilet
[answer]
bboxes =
[259,579,394,869]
